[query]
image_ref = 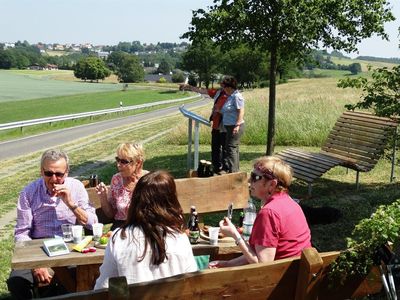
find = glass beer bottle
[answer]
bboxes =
[189,211,200,244]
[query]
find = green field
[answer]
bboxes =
[0,70,122,102]
[0,89,192,123]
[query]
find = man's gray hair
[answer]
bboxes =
[40,149,69,171]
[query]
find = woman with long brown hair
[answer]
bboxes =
[94,170,197,289]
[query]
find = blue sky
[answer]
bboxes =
[0,0,399,58]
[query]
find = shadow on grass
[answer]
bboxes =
[291,176,400,252]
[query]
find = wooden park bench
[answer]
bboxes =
[47,247,382,300]
[276,111,398,195]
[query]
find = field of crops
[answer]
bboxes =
[0,70,121,102]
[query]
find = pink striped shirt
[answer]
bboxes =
[15,177,97,242]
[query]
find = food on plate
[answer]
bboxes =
[99,236,109,245]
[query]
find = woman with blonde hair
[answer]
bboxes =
[94,170,197,288]
[209,156,311,268]
[96,142,148,230]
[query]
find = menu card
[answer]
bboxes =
[43,238,70,257]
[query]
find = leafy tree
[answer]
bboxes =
[0,50,15,69]
[172,71,185,83]
[348,63,362,75]
[116,42,132,53]
[339,65,400,117]
[116,55,144,83]
[221,44,267,88]
[183,0,394,154]
[74,56,111,82]
[181,39,222,88]
[130,41,144,53]
[107,51,130,71]
[157,59,171,74]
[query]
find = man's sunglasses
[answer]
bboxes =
[115,157,133,165]
[43,170,66,178]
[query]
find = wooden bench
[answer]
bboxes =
[47,248,382,300]
[86,171,250,225]
[276,111,398,195]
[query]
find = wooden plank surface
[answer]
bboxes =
[11,237,239,271]
[11,239,106,270]
[87,172,249,214]
[49,250,382,300]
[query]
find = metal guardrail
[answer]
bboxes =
[179,105,211,170]
[0,95,200,131]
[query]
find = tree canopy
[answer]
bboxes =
[116,55,145,83]
[74,56,111,82]
[339,65,400,117]
[181,39,222,88]
[183,0,395,154]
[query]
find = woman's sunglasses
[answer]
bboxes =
[250,169,278,182]
[115,157,133,165]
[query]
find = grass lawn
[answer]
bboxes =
[0,70,122,102]
[0,89,193,123]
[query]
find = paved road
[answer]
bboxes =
[0,98,210,160]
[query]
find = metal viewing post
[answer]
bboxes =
[179,105,211,171]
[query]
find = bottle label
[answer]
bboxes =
[189,230,200,244]
[242,223,253,241]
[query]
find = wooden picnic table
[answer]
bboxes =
[11,237,241,292]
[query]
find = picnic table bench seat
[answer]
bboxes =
[47,247,382,300]
[276,111,398,195]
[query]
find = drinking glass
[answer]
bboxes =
[208,227,220,246]
[61,224,73,242]
[92,223,104,241]
[72,225,83,243]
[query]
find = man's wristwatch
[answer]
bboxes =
[70,204,78,211]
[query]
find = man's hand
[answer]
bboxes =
[53,184,73,207]
[32,268,52,284]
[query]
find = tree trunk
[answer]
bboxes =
[266,46,278,155]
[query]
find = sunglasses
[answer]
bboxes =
[43,170,66,178]
[250,169,278,182]
[250,172,265,182]
[115,157,133,165]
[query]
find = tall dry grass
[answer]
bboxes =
[165,77,363,147]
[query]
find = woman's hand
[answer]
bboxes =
[96,182,108,198]
[219,217,240,239]
[208,260,229,269]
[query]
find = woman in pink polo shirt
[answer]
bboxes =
[209,156,311,267]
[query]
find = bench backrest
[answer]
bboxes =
[321,111,398,171]
[48,248,382,300]
[87,172,249,215]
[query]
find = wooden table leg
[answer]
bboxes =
[76,264,101,292]
[53,266,76,293]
